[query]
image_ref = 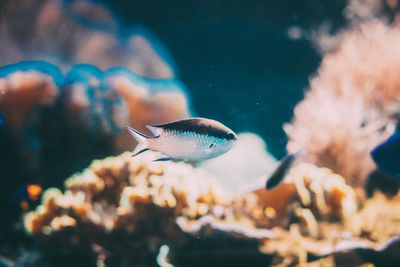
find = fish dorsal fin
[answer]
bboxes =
[146,125,163,137]
[150,118,234,139]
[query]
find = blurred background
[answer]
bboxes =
[88,0,341,158]
[0,0,353,158]
[2,0,400,266]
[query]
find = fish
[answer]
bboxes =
[9,184,43,210]
[371,132,400,178]
[265,152,302,190]
[126,118,237,161]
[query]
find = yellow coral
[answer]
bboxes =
[252,162,357,230]
[24,151,233,235]
[287,163,357,220]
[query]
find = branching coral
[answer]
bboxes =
[253,163,357,232]
[260,191,400,266]
[23,151,275,266]
[285,20,400,186]
[256,163,400,266]
[21,152,400,267]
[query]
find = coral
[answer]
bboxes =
[24,151,232,236]
[106,69,191,151]
[285,20,400,186]
[252,163,400,266]
[0,0,175,79]
[0,0,192,260]
[344,0,400,25]
[252,163,357,232]
[19,151,400,266]
[260,192,400,266]
[0,60,190,194]
[0,0,191,197]
[311,0,400,55]
[287,163,358,221]
[22,151,276,266]
[0,70,59,129]
[348,192,400,243]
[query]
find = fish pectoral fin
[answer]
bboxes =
[153,157,175,162]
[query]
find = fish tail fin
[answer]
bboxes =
[126,126,151,157]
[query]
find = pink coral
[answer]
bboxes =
[0,0,174,79]
[285,20,400,186]
[0,71,58,129]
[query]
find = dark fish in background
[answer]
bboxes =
[371,132,400,179]
[126,118,237,162]
[8,184,43,211]
[265,152,302,190]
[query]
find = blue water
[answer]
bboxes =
[105,0,347,157]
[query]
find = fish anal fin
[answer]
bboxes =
[153,157,175,162]
[131,148,149,157]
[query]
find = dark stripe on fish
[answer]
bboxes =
[266,153,297,190]
[126,126,159,139]
[152,118,236,140]
[371,133,400,178]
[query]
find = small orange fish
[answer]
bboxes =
[9,184,43,211]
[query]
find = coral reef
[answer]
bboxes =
[254,164,400,266]
[260,191,400,266]
[22,151,273,266]
[0,61,191,265]
[0,60,190,199]
[0,70,59,129]
[0,0,175,79]
[285,20,400,186]
[19,151,400,266]
[0,0,192,256]
[252,163,358,231]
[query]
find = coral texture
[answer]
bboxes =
[0,0,174,78]
[0,61,190,212]
[285,20,400,186]
[23,151,274,266]
[0,70,58,129]
[261,191,400,266]
[21,151,400,266]
[0,0,192,259]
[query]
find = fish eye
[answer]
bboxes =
[227,132,236,140]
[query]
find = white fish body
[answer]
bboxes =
[126,118,237,161]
